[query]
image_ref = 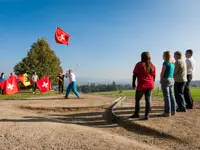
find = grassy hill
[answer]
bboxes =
[95,87,200,102]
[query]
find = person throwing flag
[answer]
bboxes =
[65,69,81,99]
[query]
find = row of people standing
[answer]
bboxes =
[131,49,195,120]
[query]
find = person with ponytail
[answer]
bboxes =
[131,52,156,120]
[160,51,176,117]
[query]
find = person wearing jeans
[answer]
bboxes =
[65,69,80,99]
[174,51,187,112]
[184,49,195,109]
[131,51,156,120]
[160,51,176,117]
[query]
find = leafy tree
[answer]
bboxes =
[14,38,63,85]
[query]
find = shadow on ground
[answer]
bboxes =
[0,105,187,143]
[0,106,163,126]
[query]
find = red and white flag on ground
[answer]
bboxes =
[55,27,70,45]
[36,76,52,93]
[3,76,20,95]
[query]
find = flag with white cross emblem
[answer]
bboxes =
[55,27,70,45]
[36,76,52,93]
[3,76,20,95]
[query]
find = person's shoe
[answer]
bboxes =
[163,113,171,117]
[78,97,84,99]
[186,105,193,109]
[64,96,69,99]
[130,113,139,118]
[171,112,176,116]
[176,108,187,112]
[145,114,150,120]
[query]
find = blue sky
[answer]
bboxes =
[0,0,200,81]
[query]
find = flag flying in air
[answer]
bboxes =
[3,76,20,95]
[18,73,31,86]
[55,27,70,45]
[36,76,52,93]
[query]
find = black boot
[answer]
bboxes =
[130,113,139,118]
[145,114,149,120]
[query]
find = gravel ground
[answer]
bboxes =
[0,94,199,150]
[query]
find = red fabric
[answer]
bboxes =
[133,62,156,91]
[55,27,70,45]
[0,80,6,89]
[3,76,20,95]
[36,76,52,93]
[17,74,24,83]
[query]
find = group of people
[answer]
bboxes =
[1,50,195,117]
[0,70,81,99]
[131,49,195,120]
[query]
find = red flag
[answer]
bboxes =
[36,76,52,93]
[0,80,6,89]
[55,27,70,45]
[3,76,20,95]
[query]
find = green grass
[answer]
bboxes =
[95,87,200,102]
[0,90,57,100]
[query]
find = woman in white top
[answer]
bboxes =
[65,69,80,99]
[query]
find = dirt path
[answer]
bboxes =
[0,94,199,150]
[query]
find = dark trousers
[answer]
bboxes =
[32,82,37,92]
[0,88,3,95]
[59,82,64,93]
[184,74,193,108]
[134,89,152,115]
[174,82,186,110]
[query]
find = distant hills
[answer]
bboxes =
[64,77,131,85]
[64,77,200,87]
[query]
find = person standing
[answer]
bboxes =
[0,72,6,94]
[131,52,156,120]
[174,51,187,112]
[10,72,14,77]
[0,73,5,82]
[57,72,64,93]
[184,49,195,109]
[65,69,80,99]
[160,51,176,117]
[32,72,39,94]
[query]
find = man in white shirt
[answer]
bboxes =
[184,49,195,109]
[32,72,39,93]
[65,69,80,99]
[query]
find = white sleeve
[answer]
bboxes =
[186,59,191,69]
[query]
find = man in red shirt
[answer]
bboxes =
[131,52,156,120]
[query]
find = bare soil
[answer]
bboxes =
[0,94,199,150]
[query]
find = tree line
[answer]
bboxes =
[76,81,132,93]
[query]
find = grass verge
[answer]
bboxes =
[0,90,57,100]
[94,87,200,102]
